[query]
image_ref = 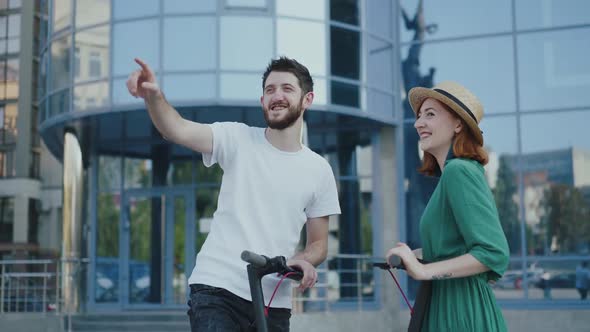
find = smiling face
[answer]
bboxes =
[260,71,312,130]
[414,98,463,157]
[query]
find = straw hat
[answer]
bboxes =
[408,81,484,145]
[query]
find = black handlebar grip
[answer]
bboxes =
[241,250,268,267]
[388,255,403,268]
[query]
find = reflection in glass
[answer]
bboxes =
[113,19,159,77]
[125,158,152,188]
[220,17,272,71]
[98,155,121,190]
[96,193,120,303]
[167,159,193,185]
[399,0,511,43]
[164,0,216,13]
[520,111,590,256]
[39,50,47,97]
[173,196,187,304]
[113,0,158,20]
[7,14,20,37]
[517,28,590,111]
[74,81,109,111]
[163,17,216,72]
[225,0,266,9]
[75,0,110,27]
[220,73,260,101]
[403,36,515,115]
[162,74,216,101]
[195,188,219,253]
[367,90,393,120]
[196,158,222,183]
[276,0,325,20]
[112,78,136,105]
[3,58,19,99]
[313,78,327,106]
[367,37,393,91]
[52,0,71,33]
[128,195,154,303]
[49,88,70,116]
[75,26,110,82]
[330,0,358,25]
[277,18,326,76]
[50,36,71,91]
[516,0,590,30]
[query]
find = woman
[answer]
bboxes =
[387,81,509,331]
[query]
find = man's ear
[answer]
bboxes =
[303,91,314,109]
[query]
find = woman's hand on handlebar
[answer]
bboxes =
[286,259,317,291]
[386,242,427,280]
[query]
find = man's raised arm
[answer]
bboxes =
[126,57,213,154]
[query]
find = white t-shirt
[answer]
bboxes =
[187,122,341,308]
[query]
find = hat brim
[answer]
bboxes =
[408,87,483,145]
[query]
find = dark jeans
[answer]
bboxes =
[187,283,291,332]
[577,288,588,300]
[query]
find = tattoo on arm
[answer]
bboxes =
[431,273,453,280]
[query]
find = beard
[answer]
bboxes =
[263,98,304,130]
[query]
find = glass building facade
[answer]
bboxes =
[35,0,590,314]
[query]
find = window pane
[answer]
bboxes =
[163,17,216,71]
[164,0,216,14]
[330,27,359,80]
[367,37,393,91]
[399,0,512,43]
[73,81,109,111]
[277,18,326,76]
[220,73,260,100]
[517,28,590,111]
[276,0,325,20]
[98,155,121,190]
[330,0,359,25]
[112,77,136,105]
[113,19,159,77]
[49,89,71,116]
[75,0,110,27]
[53,0,72,33]
[367,90,393,120]
[526,260,581,300]
[113,0,158,20]
[167,159,193,185]
[50,36,72,91]
[481,116,521,255]
[5,58,18,99]
[75,25,110,81]
[162,74,216,101]
[0,197,14,242]
[516,0,590,30]
[96,193,120,303]
[366,0,392,38]
[331,81,359,107]
[225,0,266,9]
[520,111,590,255]
[401,36,516,117]
[220,17,272,71]
[7,14,20,38]
[125,157,152,188]
[313,78,327,106]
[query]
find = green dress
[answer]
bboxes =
[419,158,509,332]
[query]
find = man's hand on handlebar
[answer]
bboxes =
[286,259,317,291]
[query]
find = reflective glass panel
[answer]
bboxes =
[516,0,590,30]
[525,260,584,300]
[95,192,120,303]
[113,0,158,20]
[220,17,272,71]
[313,78,327,106]
[277,18,326,77]
[49,88,70,116]
[195,187,219,253]
[517,28,590,111]
[124,157,152,188]
[162,74,216,101]
[50,35,71,91]
[330,27,359,79]
[75,25,110,82]
[367,37,393,91]
[331,81,359,107]
[7,14,19,38]
[225,0,266,9]
[399,0,511,43]
[367,90,393,120]
[520,111,590,256]
[98,155,121,190]
[366,0,392,38]
[73,80,109,111]
[276,0,325,20]
[330,0,358,25]
[113,19,159,77]
[401,36,515,117]
[163,17,216,72]
[53,0,72,33]
[220,73,261,101]
[75,0,110,27]
[4,58,18,99]
[112,77,137,105]
[164,0,216,13]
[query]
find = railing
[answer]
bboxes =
[0,258,87,315]
[292,254,380,313]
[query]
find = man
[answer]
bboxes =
[126,56,341,331]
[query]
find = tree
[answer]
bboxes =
[493,155,520,254]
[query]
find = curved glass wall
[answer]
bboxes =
[399,0,590,306]
[39,0,397,130]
